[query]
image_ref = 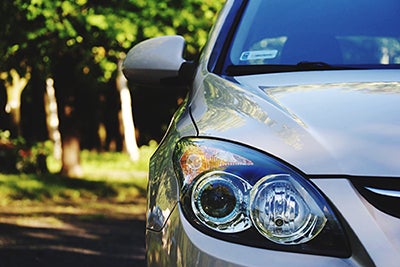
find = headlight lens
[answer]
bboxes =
[192,171,252,233]
[250,174,326,245]
[175,138,350,257]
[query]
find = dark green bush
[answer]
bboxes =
[0,130,49,174]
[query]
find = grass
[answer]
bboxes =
[0,142,157,222]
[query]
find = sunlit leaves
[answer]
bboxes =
[66,36,84,47]
[2,0,225,83]
[61,1,76,16]
[76,0,87,6]
[6,45,20,58]
[86,14,108,30]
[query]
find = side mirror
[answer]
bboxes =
[123,35,189,87]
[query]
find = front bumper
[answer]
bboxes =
[146,179,400,267]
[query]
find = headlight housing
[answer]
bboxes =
[174,138,350,257]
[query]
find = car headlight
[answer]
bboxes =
[174,138,350,257]
[191,171,252,233]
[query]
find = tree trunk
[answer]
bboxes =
[4,69,29,137]
[0,83,10,131]
[53,54,83,178]
[58,97,82,177]
[44,78,62,160]
[57,96,83,177]
[60,133,82,177]
[117,59,139,161]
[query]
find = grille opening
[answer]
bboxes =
[352,178,400,219]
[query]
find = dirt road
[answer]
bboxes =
[0,204,146,267]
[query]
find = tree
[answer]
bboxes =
[0,0,224,176]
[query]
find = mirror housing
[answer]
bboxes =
[122,35,189,87]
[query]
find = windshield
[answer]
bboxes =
[225,0,400,74]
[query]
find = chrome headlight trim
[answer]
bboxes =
[174,137,351,257]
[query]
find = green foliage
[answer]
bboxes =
[0,130,50,174]
[1,0,225,83]
[0,143,156,205]
[0,0,224,165]
[80,140,157,178]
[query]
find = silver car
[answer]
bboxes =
[123,0,400,266]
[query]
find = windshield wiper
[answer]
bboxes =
[226,62,356,76]
[296,61,334,70]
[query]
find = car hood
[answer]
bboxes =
[190,70,400,176]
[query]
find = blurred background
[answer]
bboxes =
[0,0,224,176]
[0,1,223,265]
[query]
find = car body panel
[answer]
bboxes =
[313,179,400,266]
[146,69,400,265]
[190,70,400,176]
[147,178,400,267]
[122,0,400,266]
[146,101,197,231]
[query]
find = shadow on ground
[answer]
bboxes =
[0,212,146,267]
